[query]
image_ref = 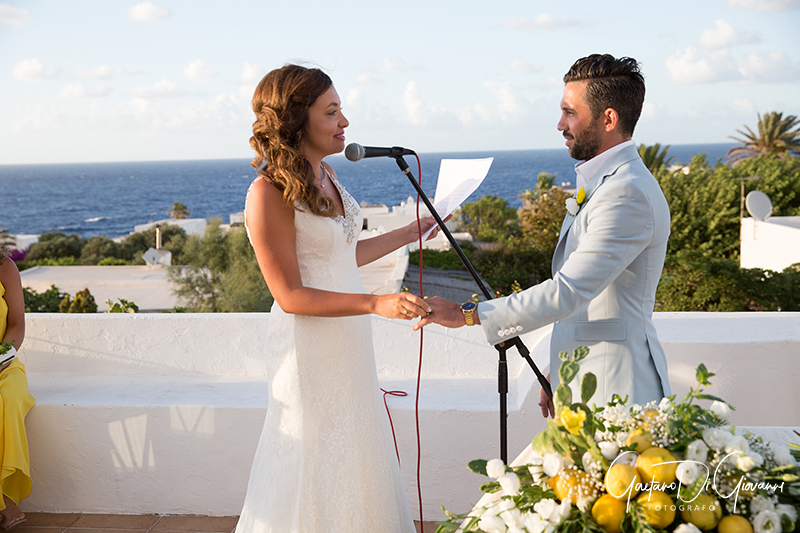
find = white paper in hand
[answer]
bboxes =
[422,157,494,239]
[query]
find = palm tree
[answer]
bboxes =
[638,143,674,172]
[726,111,800,166]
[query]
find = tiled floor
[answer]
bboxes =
[15,513,439,533]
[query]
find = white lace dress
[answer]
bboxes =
[236,177,415,533]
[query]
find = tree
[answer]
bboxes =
[59,287,98,313]
[25,232,85,262]
[169,218,273,312]
[456,195,519,242]
[168,202,191,219]
[531,172,557,198]
[24,285,69,313]
[121,224,187,264]
[726,111,800,166]
[638,143,674,173]
[517,186,571,258]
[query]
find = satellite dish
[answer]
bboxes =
[745,190,773,221]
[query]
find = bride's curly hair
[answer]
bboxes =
[250,64,337,217]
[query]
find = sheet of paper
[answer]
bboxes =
[422,157,494,238]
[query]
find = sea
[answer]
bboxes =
[0,143,734,240]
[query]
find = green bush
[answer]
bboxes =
[25,232,85,262]
[24,285,69,313]
[456,195,520,243]
[59,287,98,313]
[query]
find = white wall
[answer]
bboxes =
[18,312,800,518]
[740,216,800,271]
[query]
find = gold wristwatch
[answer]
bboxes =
[460,301,477,326]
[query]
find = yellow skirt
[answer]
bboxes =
[0,359,35,508]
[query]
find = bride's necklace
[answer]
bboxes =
[318,165,329,188]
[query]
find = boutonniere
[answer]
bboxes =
[565,187,586,216]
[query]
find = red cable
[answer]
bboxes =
[413,153,424,527]
[380,388,408,465]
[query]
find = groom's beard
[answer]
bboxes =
[566,118,603,161]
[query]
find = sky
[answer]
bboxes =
[1,0,799,165]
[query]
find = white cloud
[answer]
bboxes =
[13,105,69,133]
[727,0,800,11]
[739,50,800,82]
[697,19,759,49]
[183,59,214,83]
[510,60,543,74]
[498,14,581,30]
[58,83,112,99]
[128,2,171,22]
[733,98,755,113]
[484,81,529,123]
[240,63,264,85]
[356,73,381,85]
[666,47,740,84]
[75,65,117,79]
[641,101,664,118]
[403,81,426,125]
[12,58,47,81]
[130,79,185,99]
[0,4,32,27]
[377,58,409,72]
[345,88,363,107]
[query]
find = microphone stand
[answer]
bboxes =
[391,155,552,463]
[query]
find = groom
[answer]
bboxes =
[415,54,671,417]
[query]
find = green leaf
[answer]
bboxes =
[572,346,589,362]
[480,481,502,494]
[556,383,573,411]
[558,350,570,362]
[695,393,727,403]
[695,363,714,385]
[559,360,580,386]
[581,372,597,404]
[781,514,795,533]
[467,459,488,475]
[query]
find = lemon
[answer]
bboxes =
[680,493,722,530]
[548,469,598,502]
[636,490,676,529]
[718,515,754,533]
[592,494,627,533]
[636,447,677,485]
[626,428,653,452]
[604,464,642,500]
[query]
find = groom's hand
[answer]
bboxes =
[412,296,470,330]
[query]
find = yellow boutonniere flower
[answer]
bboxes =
[560,405,587,435]
[565,187,587,216]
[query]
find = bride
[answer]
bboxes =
[236,64,438,532]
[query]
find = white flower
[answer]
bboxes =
[556,499,572,522]
[542,453,564,477]
[498,472,521,495]
[750,494,776,514]
[522,514,551,533]
[534,499,560,523]
[703,427,733,450]
[507,527,525,533]
[674,523,703,533]
[565,197,579,216]
[528,458,545,483]
[612,450,639,467]
[598,441,619,461]
[658,397,673,412]
[772,444,798,467]
[497,499,516,512]
[737,454,757,472]
[777,503,798,523]
[750,451,764,467]
[487,458,506,479]
[686,439,709,463]
[577,496,595,513]
[725,435,751,455]
[709,400,732,419]
[501,508,524,528]
[478,514,507,533]
[752,510,782,533]
[676,461,701,485]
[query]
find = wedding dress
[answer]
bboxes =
[236,176,415,533]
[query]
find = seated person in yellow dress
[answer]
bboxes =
[0,244,35,531]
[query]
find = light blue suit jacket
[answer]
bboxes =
[477,143,671,406]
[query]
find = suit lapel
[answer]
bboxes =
[551,144,641,272]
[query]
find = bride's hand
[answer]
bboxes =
[404,215,452,244]
[374,292,432,321]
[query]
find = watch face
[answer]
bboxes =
[461,302,477,311]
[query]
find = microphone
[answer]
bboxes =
[345,143,416,162]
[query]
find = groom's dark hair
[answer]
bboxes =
[564,54,645,138]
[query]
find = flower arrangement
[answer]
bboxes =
[437,347,799,533]
[0,339,16,365]
[565,187,586,216]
